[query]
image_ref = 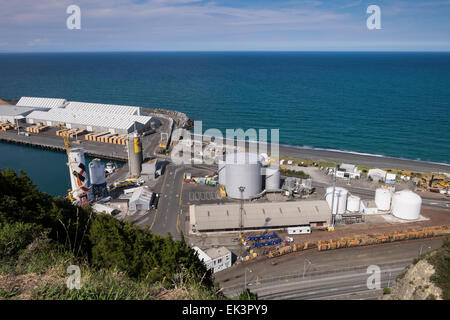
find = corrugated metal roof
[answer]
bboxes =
[0,105,36,117]
[26,109,136,130]
[190,200,331,231]
[17,97,66,109]
[129,187,153,204]
[66,101,141,116]
[26,108,152,130]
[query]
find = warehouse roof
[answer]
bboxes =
[16,97,67,109]
[26,108,152,131]
[0,105,36,118]
[190,200,331,231]
[192,246,231,262]
[65,101,141,116]
[129,187,153,204]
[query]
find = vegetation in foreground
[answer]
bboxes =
[428,237,450,300]
[0,168,234,300]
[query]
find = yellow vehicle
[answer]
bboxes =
[220,186,227,198]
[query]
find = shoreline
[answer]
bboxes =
[191,133,450,173]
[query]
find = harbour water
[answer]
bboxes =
[0,52,449,193]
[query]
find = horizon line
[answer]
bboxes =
[2,50,450,54]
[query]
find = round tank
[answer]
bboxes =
[264,165,280,191]
[375,188,392,211]
[326,187,348,214]
[225,152,262,199]
[392,190,421,220]
[89,159,106,185]
[346,195,361,212]
[128,133,143,177]
[218,160,226,185]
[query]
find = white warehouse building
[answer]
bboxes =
[16,96,160,134]
[192,246,232,273]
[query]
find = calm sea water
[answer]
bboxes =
[0,52,449,194]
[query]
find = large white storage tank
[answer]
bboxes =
[225,152,262,199]
[326,187,348,214]
[392,190,421,220]
[264,165,280,191]
[89,159,106,186]
[375,188,392,211]
[218,160,226,185]
[347,195,361,213]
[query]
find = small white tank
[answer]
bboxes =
[346,195,361,212]
[326,187,348,214]
[392,190,421,220]
[264,165,280,191]
[375,188,392,211]
[89,159,106,186]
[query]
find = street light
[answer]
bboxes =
[303,259,312,278]
[419,244,431,257]
[244,268,252,291]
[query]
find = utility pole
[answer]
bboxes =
[330,165,337,226]
[239,186,245,259]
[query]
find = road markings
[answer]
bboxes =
[150,167,169,230]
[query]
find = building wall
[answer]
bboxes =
[25,117,136,134]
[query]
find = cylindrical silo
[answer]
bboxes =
[264,165,280,191]
[375,188,392,211]
[392,190,421,220]
[346,195,361,213]
[89,158,107,198]
[128,133,143,177]
[218,160,226,185]
[68,148,89,201]
[326,187,348,214]
[225,152,262,199]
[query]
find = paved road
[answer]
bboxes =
[217,238,443,299]
[250,263,405,300]
[148,163,186,239]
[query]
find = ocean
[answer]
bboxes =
[0,52,449,194]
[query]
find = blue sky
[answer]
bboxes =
[0,0,449,52]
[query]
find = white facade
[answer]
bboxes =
[361,200,378,215]
[193,246,232,273]
[336,163,361,179]
[386,173,397,184]
[0,105,35,123]
[128,187,153,211]
[287,226,311,234]
[368,168,387,182]
[26,109,152,134]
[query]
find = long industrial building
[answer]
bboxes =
[0,96,161,134]
[0,105,36,123]
[189,200,331,233]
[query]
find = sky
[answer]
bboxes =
[0,0,449,52]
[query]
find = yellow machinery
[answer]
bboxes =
[219,186,227,198]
